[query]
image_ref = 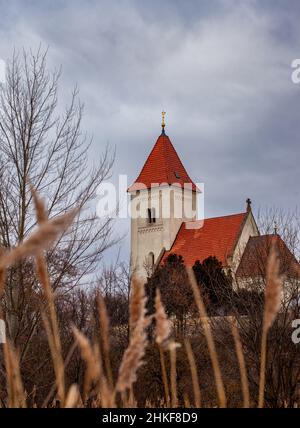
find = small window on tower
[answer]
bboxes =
[152,208,156,223]
[174,171,181,179]
[147,208,156,224]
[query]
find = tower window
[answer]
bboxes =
[147,208,156,224]
[174,171,181,179]
[148,252,155,267]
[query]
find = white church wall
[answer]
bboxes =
[130,185,197,281]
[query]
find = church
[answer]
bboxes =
[128,113,298,284]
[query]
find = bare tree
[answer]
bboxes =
[257,207,300,260]
[95,259,131,328]
[0,48,116,352]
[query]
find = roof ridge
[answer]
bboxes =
[184,212,246,224]
[162,134,170,184]
[228,210,249,259]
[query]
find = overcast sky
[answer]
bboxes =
[0,0,300,264]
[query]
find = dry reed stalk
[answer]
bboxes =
[72,326,115,407]
[185,340,201,408]
[187,267,227,408]
[0,209,77,271]
[65,384,80,408]
[94,336,116,407]
[42,341,77,408]
[116,278,150,395]
[155,288,172,347]
[0,268,5,298]
[97,294,113,388]
[30,186,66,406]
[263,246,283,331]
[127,387,137,408]
[169,341,179,408]
[42,312,65,405]
[159,346,170,407]
[183,393,191,408]
[3,340,26,408]
[129,276,146,332]
[230,318,250,408]
[116,315,149,393]
[258,245,283,408]
[0,249,6,299]
[154,288,172,406]
[72,327,101,400]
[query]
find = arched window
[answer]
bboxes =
[148,252,155,268]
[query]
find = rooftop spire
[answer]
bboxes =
[246,198,252,212]
[161,110,166,134]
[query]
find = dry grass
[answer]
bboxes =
[187,267,227,408]
[0,187,285,408]
[97,294,113,389]
[185,340,201,408]
[230,317,250,408]
[169,341,179,408]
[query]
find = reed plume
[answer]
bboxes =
[0,209,77,271]
[116,280,149,394]
[154,288,172,347]
[258,245,283,408]
[116,315,149,393]
[28,182,48,224]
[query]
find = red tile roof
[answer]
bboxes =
[128,132,197,191]
[236,234,300,278]
[162,212,248,267]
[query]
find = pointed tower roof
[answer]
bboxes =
[128,132,197,192]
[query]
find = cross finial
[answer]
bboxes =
[246,198,252,212]
[161,110,166,134]
[274,220,278,235]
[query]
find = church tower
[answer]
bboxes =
[128,113,198,281]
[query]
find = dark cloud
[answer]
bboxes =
[0,0,299,262]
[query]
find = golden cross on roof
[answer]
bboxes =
[162,110,166,129]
